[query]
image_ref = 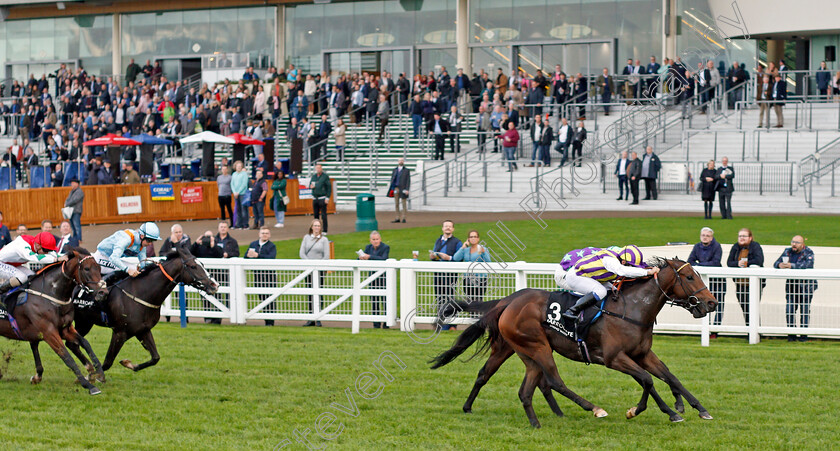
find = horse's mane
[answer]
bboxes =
[137,250,180,277]
[647,256,670,269]
[64,246,91,256]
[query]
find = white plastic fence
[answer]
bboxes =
[156,258,840,344]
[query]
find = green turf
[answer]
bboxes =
[249,215,840,262]
[0,324,836,450]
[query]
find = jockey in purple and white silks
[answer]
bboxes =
[554,246,602,291]
[561,245,660,321]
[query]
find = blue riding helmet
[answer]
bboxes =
[139,222,161,241]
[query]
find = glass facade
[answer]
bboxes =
[285,0,456,74]
[471,0,663,67]
[0,15,112,77]
[676,0,756,72]
[121,7,275,71]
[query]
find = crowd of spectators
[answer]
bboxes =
[2,55,837,191]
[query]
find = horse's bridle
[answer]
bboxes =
[654,261,706,309]
[61,255,106,294]
[27,254,105,306]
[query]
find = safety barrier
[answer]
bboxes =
[151,259,840,345]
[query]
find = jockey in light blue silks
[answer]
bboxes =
[93,222,161,280]
[559,245,660,322]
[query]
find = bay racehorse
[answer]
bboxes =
[431,257,717,427]
[72,243,217,374]
[0,247,108,395]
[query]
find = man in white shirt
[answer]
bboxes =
[556,118,571,166]
[614,151,629,201]
[528,115,544,167]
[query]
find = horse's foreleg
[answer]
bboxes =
[463,341,514,413]
[606,352,682,422]
[65,328,106,383]
[640,351,712,420]
[102,330,128,372]
[42,328,100,395]
[124,330,160,372]
[64,339,94,379]
[29,342,43,384]
[517,357,545,428]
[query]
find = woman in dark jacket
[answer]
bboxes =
[699,160,718,219]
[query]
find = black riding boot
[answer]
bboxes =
[561,292,599,321]
[0,279,17,314]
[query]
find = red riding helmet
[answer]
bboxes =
[34,232,58,251]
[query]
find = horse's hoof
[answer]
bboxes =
[120,359,135,370]
[88,386,102,396]
[699,411,713,420]
[593,407,608,418]
[670,414,685,423]
[675,403,685,414]
[530,421,541,429]
[626,407,638,419]
[30,376,41,385]
[462,407,472,414]
[97,373,107,383]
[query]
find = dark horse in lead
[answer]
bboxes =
[431,257,717,427]
[72,243,217,373]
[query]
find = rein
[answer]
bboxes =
[116,260,179,309]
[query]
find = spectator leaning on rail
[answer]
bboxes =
[773,235,817,342]
[687,227,726,331]
[358,231,390,329]
[300,219,330,327]
[453,230,492,305]
[430,219,462,331]
[727,228,764,327]
[246,227,278,327]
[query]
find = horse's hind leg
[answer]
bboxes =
[537,374,565,417]
[517,356,545,428]
[639,351,712,420]
[463,340,514,413]
[606,352,682,422]
[122,330,160,372]
[42,327,100,395]
[29,342,44,384]
[519,343,604,418]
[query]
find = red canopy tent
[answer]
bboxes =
[226,133,265,145]
[82,133,142,147]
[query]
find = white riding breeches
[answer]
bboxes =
[554,267,574,292]
[92,251,140,275]
[564,270,609,300]
[0,262,32,285]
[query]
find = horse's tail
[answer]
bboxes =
[429,295,517,369]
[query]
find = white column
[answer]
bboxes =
[112,13,122,80]
[276,6,285,69]
[456,0,470,71]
